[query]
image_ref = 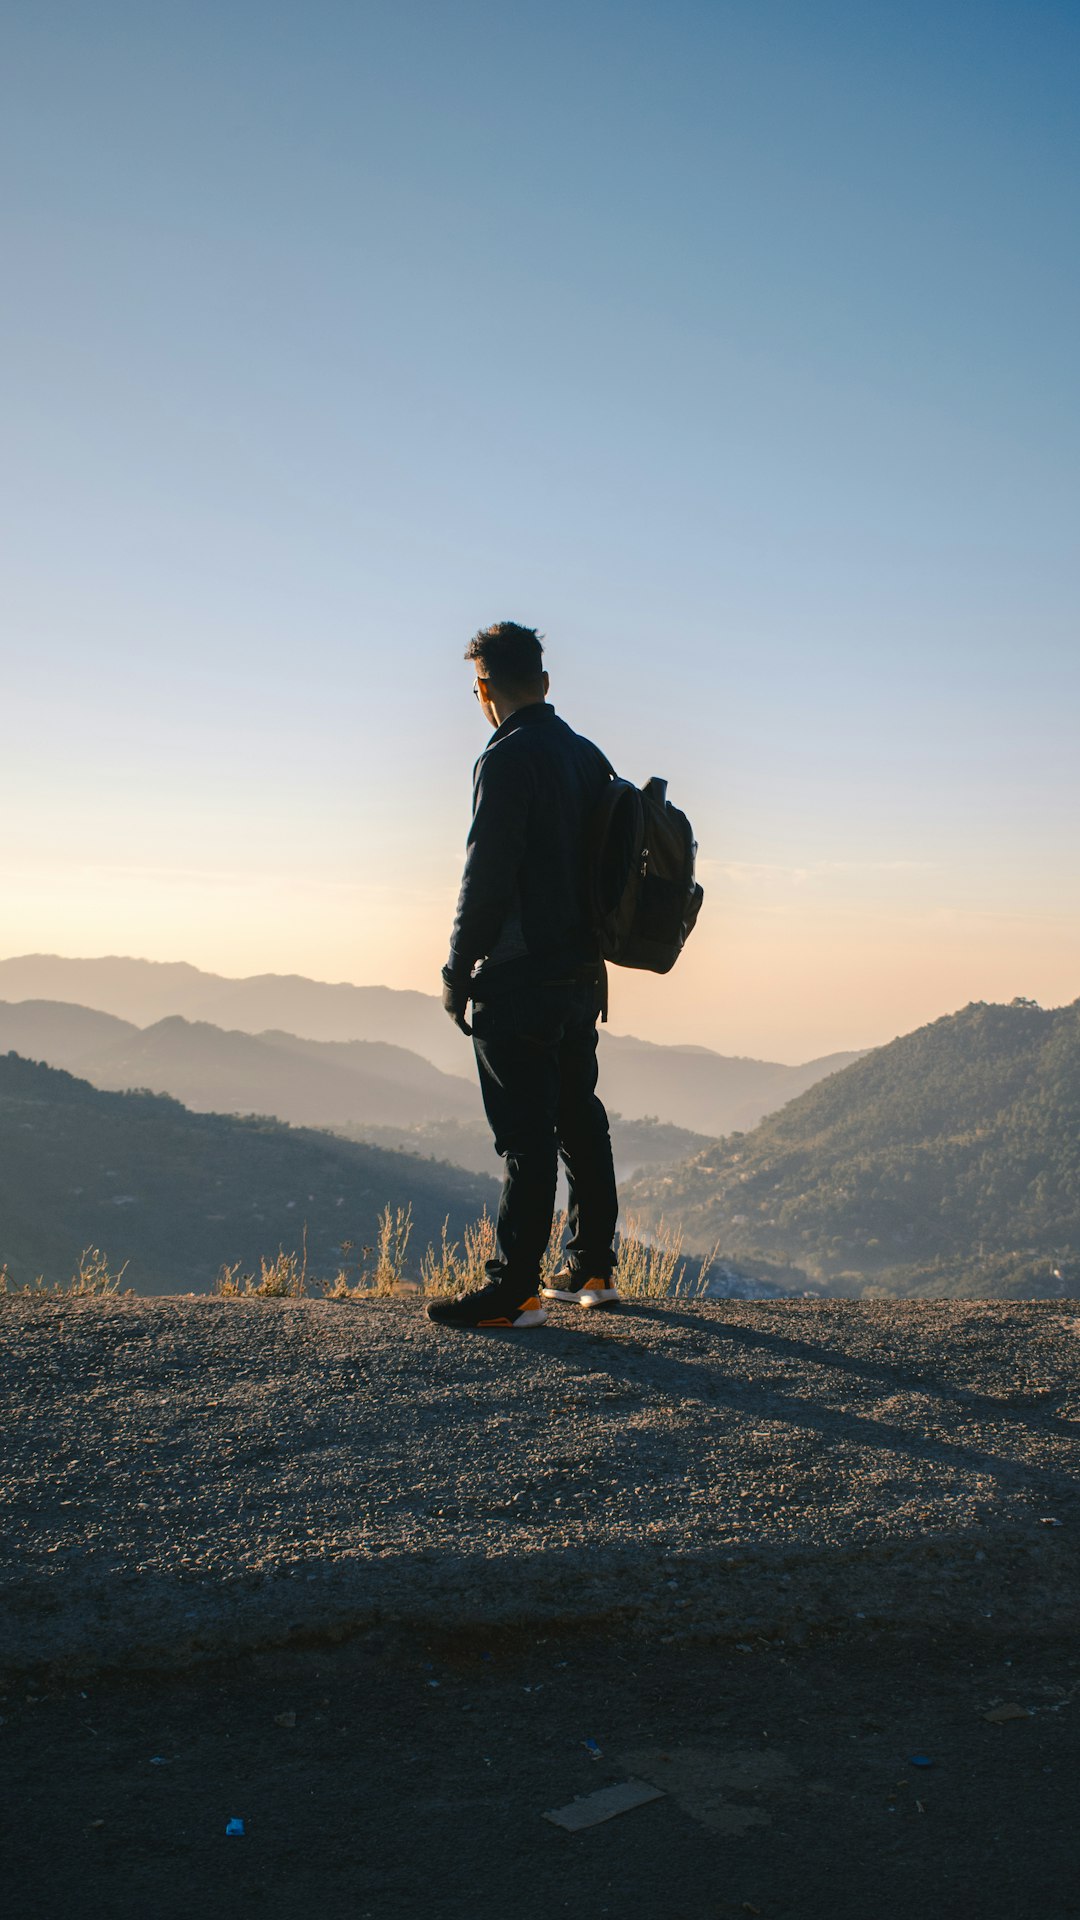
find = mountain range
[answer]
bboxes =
[0,954,467,1073]
[0,956,861,1138]
[0,1002,715,1188]
[0,1052,497,1295]
[0,1002,478,1130]
[5,984,1075,1302]
[624,997,1080,1299]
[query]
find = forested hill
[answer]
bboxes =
[0,1052,497,1295]
[623,998,1080,1298]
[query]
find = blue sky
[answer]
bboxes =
[2,1,1077,1058]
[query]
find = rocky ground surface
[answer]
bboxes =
[2,1294,1079,1672]
[4,1294,1080,1918]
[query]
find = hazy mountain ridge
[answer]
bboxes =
[0,957,861,1138]
[594,1030,862,1134]
[0,1052,497,1295]
[0,1004,479,1130]
[0,1001,711,1188]
[0,956,470,1076]
[0,999,134,1066]
[624,998,1080,1299]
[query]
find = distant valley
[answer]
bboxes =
[334,1113,714,1186]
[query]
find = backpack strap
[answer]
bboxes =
[592,751,615,1020]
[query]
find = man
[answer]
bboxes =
[427,622,621,1330]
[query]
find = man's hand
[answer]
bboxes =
[441,979,473,1036]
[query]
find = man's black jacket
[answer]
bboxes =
[443,701,611,999]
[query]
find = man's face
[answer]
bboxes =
[469,664,548,726]
[472,667,499,728]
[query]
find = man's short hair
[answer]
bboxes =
[464,622,545,697]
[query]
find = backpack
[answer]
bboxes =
[588,760,704,1018]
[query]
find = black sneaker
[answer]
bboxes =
[425,1277,548,1329]
[541,1268,622,1309]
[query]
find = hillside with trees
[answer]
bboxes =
[0,1053,496,1295]
[623,999,1080,1298]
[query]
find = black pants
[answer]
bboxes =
[470,977,619,1293]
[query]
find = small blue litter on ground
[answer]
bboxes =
[225,1818,245,1836]
[583,1738,603,1760]
[908,1755,934,1768]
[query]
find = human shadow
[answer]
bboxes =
[529,1306,1080,1502]
[625,1301,1080,1421]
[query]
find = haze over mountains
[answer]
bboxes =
[0,954,467,1076]
[0,1004,478,1131]
[0,956,860,1139]
[625,998,1080,1301]
[596,1031,860,1137]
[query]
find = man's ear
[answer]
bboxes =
[542,671,550,694]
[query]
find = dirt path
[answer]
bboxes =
[3,1295,1080,1674]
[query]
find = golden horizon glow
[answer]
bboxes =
[4,852,1076,1064]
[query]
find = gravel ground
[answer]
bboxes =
[2,1295,1080,1677]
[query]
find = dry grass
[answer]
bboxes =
[419,1210,497,1295]
[2,1208,716,1308]
[321,1204,416,1299]
[370,1203,414,1295]
[0,1247,130,1299]
[419,1209,571,1297]
[219,1210,415,1301]
[616,1213,719,1300]
[216,1231,309,1299]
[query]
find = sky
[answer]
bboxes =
[2,0,1077,1062]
